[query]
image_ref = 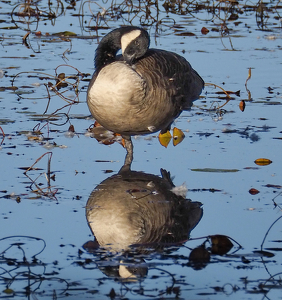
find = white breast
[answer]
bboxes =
[88,62,143,105]
[87,61,145,133]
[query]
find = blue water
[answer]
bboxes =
[1,0,282,299]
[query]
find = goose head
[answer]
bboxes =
[94,26,150,71]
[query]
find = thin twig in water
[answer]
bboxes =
[271,190,282,210]
[205,83,231,99]
[43,83,52,114]
[261,215,282,250]
[22,31,30,48]
[24,152,58,200]
[24,152,53,174]
[204,82,231,110]
[0,126,5,145]
[245,68,252,100]
[245,67,252,87]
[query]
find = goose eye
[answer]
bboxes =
[134,41,139,46]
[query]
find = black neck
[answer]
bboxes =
[94,26,144,72]
[94,29,121,71]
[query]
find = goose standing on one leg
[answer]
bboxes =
[87,26,204,162]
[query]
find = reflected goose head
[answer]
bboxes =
[93,258,148,282]
[85,168,203,253]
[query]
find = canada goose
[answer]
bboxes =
[87,26,204,157]
[85,167,203,252]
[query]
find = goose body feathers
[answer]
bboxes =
[87,26,204,136]
[86,168,203,251]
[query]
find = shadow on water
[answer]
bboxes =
[84,153,203,281]
[0,149,281,298]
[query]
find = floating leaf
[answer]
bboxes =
[3,288,14,294]
[239,100,245,112]
[228,13,239,21]
[83,240,100,251]
[253,250,275,258]
[0,119,15,125]
[173,127,185,146]
[68,124,75,132]
[0,86,18,91]
[249,188,260,195]
[264,184,282,189]
[264,247,282,252]
[52,31,77,36]
[210,234,233,255]
[175,32,195,36]
[201,27,209,35]
[216,90,240,96]
[19,167,43,171]
[254,158,272,166]
[188,245,210,270]
[58,73,65,80]
[191,168,239,173]
[158,131,172,148]
[27,135,42,141]
[1,26,18,30]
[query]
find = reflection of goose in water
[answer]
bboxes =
[85,167,203,253]
[87,26,204,158]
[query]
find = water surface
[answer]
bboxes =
[1,0,282,299]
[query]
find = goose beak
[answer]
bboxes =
[124,53,135,65]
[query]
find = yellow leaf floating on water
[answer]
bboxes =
[254,158,272,166]
[158,131,172,148]
[173,127,185,146]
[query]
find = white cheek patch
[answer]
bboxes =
[121,29,141,54]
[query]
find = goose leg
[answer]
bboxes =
[123,136,133,169]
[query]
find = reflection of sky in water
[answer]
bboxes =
[1,0,282,298]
